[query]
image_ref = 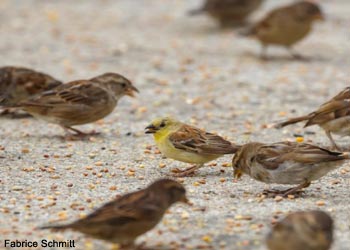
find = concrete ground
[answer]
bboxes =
[0,0,349,249]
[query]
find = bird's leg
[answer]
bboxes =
[325,130,340,151]
[287,47,308,61]
[263,181,311,198]
[171,164,203,177]
[260,44,268,60]
[62,126,100,140]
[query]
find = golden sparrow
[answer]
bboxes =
[11,72,138,137]
[266,210,333,250]
[245,1,324,59]
[189,0,263,27]
[145,117,239,177]
[232,141,349,197]
[39,179,189,249]
[276,87,350,150]
[0,66,62,115]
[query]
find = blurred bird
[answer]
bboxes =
[244,1,324,59]
[189,0,263,27]
[276,87,350,150]
[232,141,349,197]
[10,72,138,138]
[266,210,333,250]
[39,179,189,249]
[145,117,239,177]
[0,66,62,116]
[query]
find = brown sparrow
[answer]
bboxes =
[189,0,264,27]
[245,1,324,59]
[0,66,62,115]
[39,179,189,249]
[232,141,349,197]
[276,87,350,150]
[145,117,240,177]
[266,210,333,250]
[12,72,138,137]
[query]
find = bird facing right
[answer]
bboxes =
[266,210,333,250]
[39,179,189,249]
[246,1,324,59]
[232,141,350,197]
[10,72,138,137]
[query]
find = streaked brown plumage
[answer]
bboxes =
[0,66,62,115]
[267,210,333,250]
[145,117,239,176]
[12,72,138,137]
[246,1,324,59]
[189,0,263,27]
[232,141,349,197]
[276,87,350,150]
[39,179,189,248]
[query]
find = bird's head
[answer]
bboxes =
[90,72,139,98]
[295,1,325,22]
[149,179,190,205]
[145,117,180,135]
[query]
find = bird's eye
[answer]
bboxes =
[121,83,126,88]
[160,122,166,128]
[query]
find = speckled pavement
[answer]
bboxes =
[0,0,349,249]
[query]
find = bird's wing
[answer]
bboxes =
[74,190,160,227]
[257,142,344,170]
[169,124,237,154]
[20,80,110,108]
[305,100,350,126]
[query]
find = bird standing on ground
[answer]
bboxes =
[0,66,62,115]
[266,210,333,250]
[39,179,189,249]
[145,117,239,177]
[232,141,349,197]
[189,0,263,27]
[10,72,138,138]
[276,87,350,150]
[245,1,324,59]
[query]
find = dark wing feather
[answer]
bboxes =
[169,125,237,155]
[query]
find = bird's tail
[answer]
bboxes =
[274,115,311,129]
[187,8,204,16]
[37,224,71,232]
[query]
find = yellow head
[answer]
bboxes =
[145,117,181,138]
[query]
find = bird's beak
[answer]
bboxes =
[180,196,192,205]
[125,85,139,98]
[313,13,325,21]
[145,124,157,134]
[234,169,243,179]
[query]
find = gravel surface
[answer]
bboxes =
[0,0,350,249]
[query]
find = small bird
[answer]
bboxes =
[232,141,349,197]
[245,1,324,59]
[39,179,189,249]
[11,72,138,137]
[266,210,333,250]
[276,87,350,150]
[188,0,263,27]
[145,117,239,177]
[0,66,62,115]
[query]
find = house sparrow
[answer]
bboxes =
[39,179,189,249]
[145,117,239,177]
[11,72,138,137]
[266,210,333,250]
[0,66,62,115]
[232,141,349,197]
[245,1,324,59]
[189,0,263,27]
[276,87,350,150]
